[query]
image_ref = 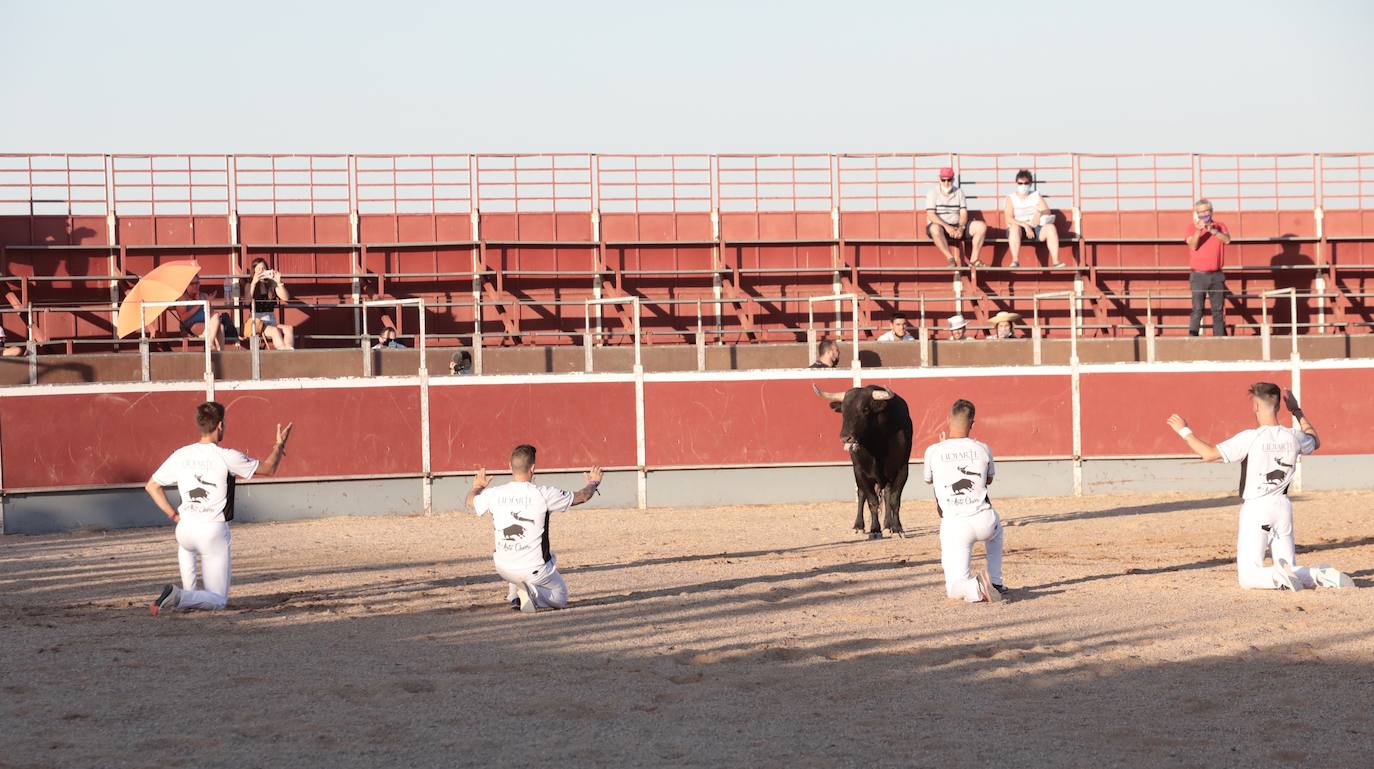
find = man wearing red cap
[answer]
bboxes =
[925,167,987,267]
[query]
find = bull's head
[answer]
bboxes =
[813,384,896,453]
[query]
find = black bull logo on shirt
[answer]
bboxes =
[501,513,537,540]
[950,478,975,495]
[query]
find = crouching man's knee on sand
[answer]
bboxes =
[467,444,602,613]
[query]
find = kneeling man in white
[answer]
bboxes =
[924,399,1006,603]
[468,444,603,613]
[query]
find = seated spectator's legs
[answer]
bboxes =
[279,323,296,349]
[927,223,957,265]
[967,220,988,266]
[2,345,22,357]
[1038,225,1061,266]
[1007,223,1025,266]
[263,325,288,350]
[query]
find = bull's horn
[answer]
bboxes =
[812,383,844,402]
[871,387,894,401]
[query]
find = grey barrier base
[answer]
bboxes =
[2,457,1365,535]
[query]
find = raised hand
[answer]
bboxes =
[1166,414,1188,433]
[1283,389,1304,417]
[276,422,294,445]
[585,466,603,484]
[473,467,488,490]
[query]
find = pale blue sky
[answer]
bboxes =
[1,0,1370,153]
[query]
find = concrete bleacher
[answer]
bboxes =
[1,152,1370,366]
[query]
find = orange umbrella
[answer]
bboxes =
[117,261,203,338]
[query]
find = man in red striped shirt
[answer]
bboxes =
[1185,198,1232,336]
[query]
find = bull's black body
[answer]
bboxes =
[819,384,913,537]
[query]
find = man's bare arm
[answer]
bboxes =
[145,479,179,522]
[1166,414,1222,461]
[466,467,489,511]
[570,466,604,506]
[1285,390,1320,450]
[255,422,293,477]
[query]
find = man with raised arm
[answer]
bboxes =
[1167,383,1353,591]
[147,402,293,614]
[467,444,603,612]
[924,399,1007,603]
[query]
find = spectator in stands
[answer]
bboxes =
[1185,198,1231,337]
[809,338,841,368]
[877,313,916,342]
[1,326,22,357]
[946,314,969,341]
[987,311,1021,340]
[1004,170,1062,268]
[177,276,237,351]
[449,350,473,375]
[246,258,296,350]
[373,327,407,349]
[926,167,989,267]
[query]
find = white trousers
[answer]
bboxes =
[940,509,1004,602]
[495,554,568,609]
[175,518,231,610]
[1236,497,1316,590]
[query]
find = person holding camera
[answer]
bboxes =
[246,257,296,350]
[1184,198,1231,336]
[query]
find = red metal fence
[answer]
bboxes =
[1,152,1371,351]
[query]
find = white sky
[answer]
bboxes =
[1,0,1370,153]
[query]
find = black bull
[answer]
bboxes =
[814,384,912,537]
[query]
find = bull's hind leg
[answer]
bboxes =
[884,465,910,536]
[882,485,905,537]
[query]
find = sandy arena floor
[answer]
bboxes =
[2,490,1373,769]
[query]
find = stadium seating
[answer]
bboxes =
[1,152,1370,354]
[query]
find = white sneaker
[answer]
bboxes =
[1311,566,1355,589]
[1274,560,1304,592]
[975,570,1001,603]
[150,584,181,616]
[515,583,537,613]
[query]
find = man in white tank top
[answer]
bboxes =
[923,399,1006,603]
[1167,383,1353,591]
[467,444,603,612]
[1003,169,1062,268]
[146,402,293,614]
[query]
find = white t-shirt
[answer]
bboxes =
[151,443,260,522]
[1216,425,1316,500]
[1007,191,1048,225]
[877,331,916,342]
[473,480,575,571]
[923,437,996,518]
[925,186,967,226]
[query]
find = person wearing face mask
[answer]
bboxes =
[1184,198,1231,336]
[1003,170,1062,268]
[925,167,988,267]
